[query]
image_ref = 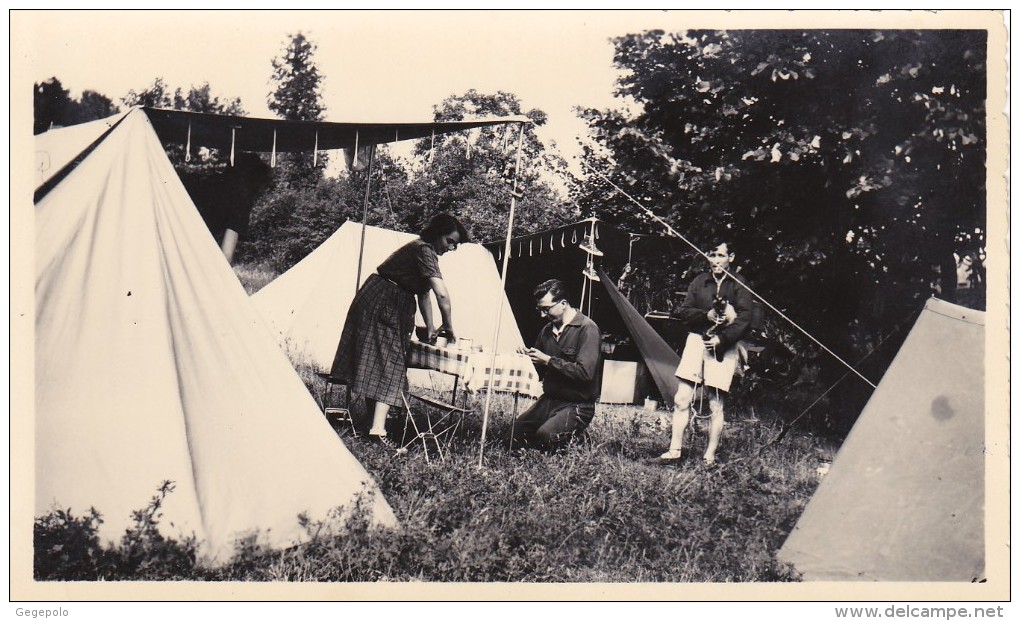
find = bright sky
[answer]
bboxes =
[22,10,980,163]
[21,10,707,164]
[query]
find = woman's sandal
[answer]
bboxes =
[368,433,395,448]
[659,448,683,461]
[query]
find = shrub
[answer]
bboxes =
[34,481,201,581]
[34,506,111,580]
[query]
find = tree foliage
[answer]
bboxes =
[237,90,576,273]
[576,29,987,433]
[122,78,245,115]
[34,77,119,134]
[397,89,577,242]
[268,32,326,122]
[267,32,328,187]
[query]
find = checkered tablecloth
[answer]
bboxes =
[407,341,542,398]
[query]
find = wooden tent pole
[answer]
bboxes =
[354,140,377,296]
[479,122,526,468]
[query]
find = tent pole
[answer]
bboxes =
[354,142,376,296]
[478,121,526,469]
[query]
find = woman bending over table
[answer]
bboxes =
[330,213,468,444]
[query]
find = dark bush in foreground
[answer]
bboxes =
[35,481,203,580]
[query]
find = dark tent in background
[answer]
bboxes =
[484,218,685,404]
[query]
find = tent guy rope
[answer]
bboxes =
[577,158,877,390]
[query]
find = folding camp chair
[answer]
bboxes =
[398,391,473,463]
[315,372,358,437]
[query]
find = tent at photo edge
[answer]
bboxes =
[9,11,1013,604]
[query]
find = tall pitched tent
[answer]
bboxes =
[777,298,985,581]
[251,221,537,385]
[34,109,400,564]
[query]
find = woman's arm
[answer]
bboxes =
[417,292,436,341]
[428,276,455,338]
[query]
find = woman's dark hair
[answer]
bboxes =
[420,213,470,244]
[533,278,569,305]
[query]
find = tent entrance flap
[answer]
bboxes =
[596,267,680,403]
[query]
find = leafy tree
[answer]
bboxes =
[72,90,119,124]
[268,32,325,122]
[398,89,577,242]
[122,78,246,115]
[122,77,175,109]
[577,29,987,433]
[267,32,328,187]
[174,82,245,115]
[35,78,121,133]
[236,148,407,272]
[34,77,74,133]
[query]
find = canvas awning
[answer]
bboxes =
[142,107,530,153]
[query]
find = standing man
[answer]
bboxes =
[661,241,753,465]
[513,279,602,452]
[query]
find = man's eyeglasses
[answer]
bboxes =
[536,299,565,314]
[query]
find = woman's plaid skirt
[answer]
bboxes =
[330,274,416,408]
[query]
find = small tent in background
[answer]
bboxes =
[251,221,538,386]
[777,297,985,581]
[34,109,397,565]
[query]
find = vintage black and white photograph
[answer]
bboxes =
[11,9,1010,606]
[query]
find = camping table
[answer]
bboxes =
[407,341,543,405]
[407,341,472,405]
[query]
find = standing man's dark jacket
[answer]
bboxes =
[673,272,753,352]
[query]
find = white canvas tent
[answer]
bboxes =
[777,297,985,581]
[34,108,397,565]
[252,221,538,388]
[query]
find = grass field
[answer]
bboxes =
[33,264,833,581]
[35,378,830,582]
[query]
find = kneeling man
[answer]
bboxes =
[513,279,602,452]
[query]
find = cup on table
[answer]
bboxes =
[435,335,448,348]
